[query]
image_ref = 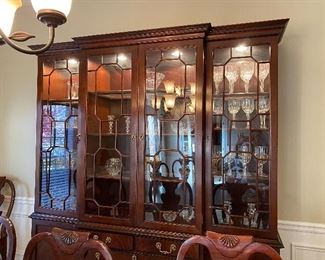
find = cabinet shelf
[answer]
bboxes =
[88,90,131,100]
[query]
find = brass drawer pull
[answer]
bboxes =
[139,135,144,141]
[155,242,176,255]
[93,234,99,240]
[132,255,137,260]
[105,236,112,244]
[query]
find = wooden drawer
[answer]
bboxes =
[90,232,133,251]
[135,237,199,259]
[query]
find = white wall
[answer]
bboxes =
[0,0,324,259]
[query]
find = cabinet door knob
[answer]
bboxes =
[131,255,137,260]
[155,242,177,255]
[139,135,144,141]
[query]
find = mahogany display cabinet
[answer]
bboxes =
[31,19,289,259]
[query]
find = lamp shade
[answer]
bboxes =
[0,0,22,36]
[31,0,72,17]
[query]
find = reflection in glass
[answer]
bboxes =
[107,115,115,134]
[226,153,236,177]
[258,96,270,129]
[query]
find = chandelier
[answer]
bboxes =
[0,0,72,54]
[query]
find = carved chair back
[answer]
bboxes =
[0,216,16,260]
[23,227,113,260]
[176,231,282,260]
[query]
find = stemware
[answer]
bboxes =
[223,200,232,224]
[107,115,115,134]
[225,63,238,94]
[146,70,165,90]
[125,116,131,134]
[227,99,241,127]
[240,61,255,93]
[254,146,269,177]
[239,143,252,177]
[213,66,224,95]
[213,98,223,114]
[241,98,255,129]
[258,96,270,129]
[259,63,270,92]
[247,202,257,227]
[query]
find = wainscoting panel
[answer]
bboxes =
[2,197,325,260]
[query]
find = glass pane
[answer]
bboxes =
[40,58,79,211]
[144,47,197,225]
[86,52,133,219]
[210,44,272,230]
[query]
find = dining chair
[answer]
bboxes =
[0,177,16,260]
[23,227,113,260]
[0,216,16,260]
[176,231,281,260]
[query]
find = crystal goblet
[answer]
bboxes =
[240,61,255,93]
[239,144,251,177]
[241,98,255,129]
[213,66,224,95]
[254,146,268,177]
[258,96,270,129]
[227,99,241,128]
[225,63,238,94]
[259,63,270,92]
[107,115,115,134]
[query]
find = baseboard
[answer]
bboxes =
[2,197,325,260]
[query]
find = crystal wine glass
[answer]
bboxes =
[223,200,232,224]
[213,98,223,114]
[225,63,238,94]
[239,143,251,177]
[241,98,255,129]
[227,99,241,121]
[254,145,269,177]
[240,61,255,93]
[213,66,224,95]
[258,96,270,129]
[259,63,270,92]
[247,202,257,227]
[107,115,115,134]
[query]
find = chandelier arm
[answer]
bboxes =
[0,26,55,55]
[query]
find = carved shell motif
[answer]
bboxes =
[60,231,79,245]
[219,235,240,248]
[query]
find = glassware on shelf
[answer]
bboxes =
[213,66,223,95]
[254,146,269,177]
[179,206,195,222]
[239,143,252,178]
[107,115,115,134]
[227,99,241,125]
[247,202,257,226]
[223,200,232,224]
[213,98,223,114]
[162,210,178,222]
[240,61,255,93]
[67,81,79,100]
[105,158,122,176]
[125,116,131,134]
[258,96,270,129]
[259,63,270,92]
[225,63,238,94]
[212,145,222,158]
[226,152,236,177]
[241,98,255,129]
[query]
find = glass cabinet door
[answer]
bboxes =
[39,57,80,213]
[85,50,136,222]
[140,43,202,230]
[207,44,272,231]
